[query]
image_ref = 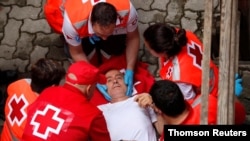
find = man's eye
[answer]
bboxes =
[117,76,122,79]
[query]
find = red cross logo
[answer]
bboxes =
[132,81,141,95]
[187,41,203,69]
[166,66,173,79]
[7,94,29,126]
[31,104,65,140]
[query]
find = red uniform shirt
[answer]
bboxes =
[159,30,219,97]
[44,0,130,35]
[1,79,38,141]
[21,84,110,141]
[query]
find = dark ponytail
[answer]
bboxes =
[174,29,187,48]
[143,23,187,58]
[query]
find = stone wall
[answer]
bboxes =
[0,0,222,73]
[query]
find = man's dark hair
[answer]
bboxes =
[91,2,117,26]
[149,80,186,117]
[31,58,66,93]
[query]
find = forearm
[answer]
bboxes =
[126,28,140,70]
[68,44,89,62]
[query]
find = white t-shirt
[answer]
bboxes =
[98,96,157,141]
[62,1,138,46]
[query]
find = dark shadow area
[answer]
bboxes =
[0,70,19,120]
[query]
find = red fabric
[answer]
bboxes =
[1,79,38,140]
[90,55,155,106]
[64,0,130,37]
[159,30,219,97]
[183,94,246,125]
[181,94,217,125]
[234,101,246,124]
[21,84,110,141]
[66,61,100,85]
[44,0,64,34]
[159,131,164,141]
[44,0,130,36]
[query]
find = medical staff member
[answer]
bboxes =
[1,58,65,141]
[44,0,139,96]
[21,61,111,141]
[143,23,243,101]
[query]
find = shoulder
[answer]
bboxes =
[8,78,30,85]
[7,78,31,91]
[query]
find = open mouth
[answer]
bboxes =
[112,84,120,89]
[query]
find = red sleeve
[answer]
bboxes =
[89,113,111,141]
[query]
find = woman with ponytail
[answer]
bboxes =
[143,23,219,102]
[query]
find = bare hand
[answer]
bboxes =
[134,93,153,108]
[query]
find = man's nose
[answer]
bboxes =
[113,79,118,83]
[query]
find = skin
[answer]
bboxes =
[92,23,116,40]
[69,23,140,72]
[105,69,161,133]
[143,41,162,58]
[125,27,140,70]
[66,73,96,101]
[105,69,128,103]
[143,40,167,72]
[105,69,153,105]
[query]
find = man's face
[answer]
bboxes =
[92,23,116,40]
[105,69,127,97]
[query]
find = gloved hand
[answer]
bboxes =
[89,34,100,45]
[124,69,134,97]
[235,73,243,97]
[96,83,111,101]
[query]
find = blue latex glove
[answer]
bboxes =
[96,83,111,101]
[89,34,100,45]
[235,73,243,97]
[124,69,134,97]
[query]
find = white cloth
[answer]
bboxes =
[98,96,157,141]
[62,1,138,46]
[176,82,196,100]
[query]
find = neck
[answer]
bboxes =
[110,95,129,103]
[163,107,189,125]
[65,81,87,94]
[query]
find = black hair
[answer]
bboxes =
[31,58,66,93]
[91,2,117,26]
[143,23,187,58]
[149,80,186,117]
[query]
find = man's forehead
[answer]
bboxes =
[106,69,124,77]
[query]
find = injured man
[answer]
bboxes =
[97,69,158,141]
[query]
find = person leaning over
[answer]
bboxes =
[143,23,243,101]
[21,61,111,141]
[44,0,140,96]
[148,80,246,141]
[1,58,66,141]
